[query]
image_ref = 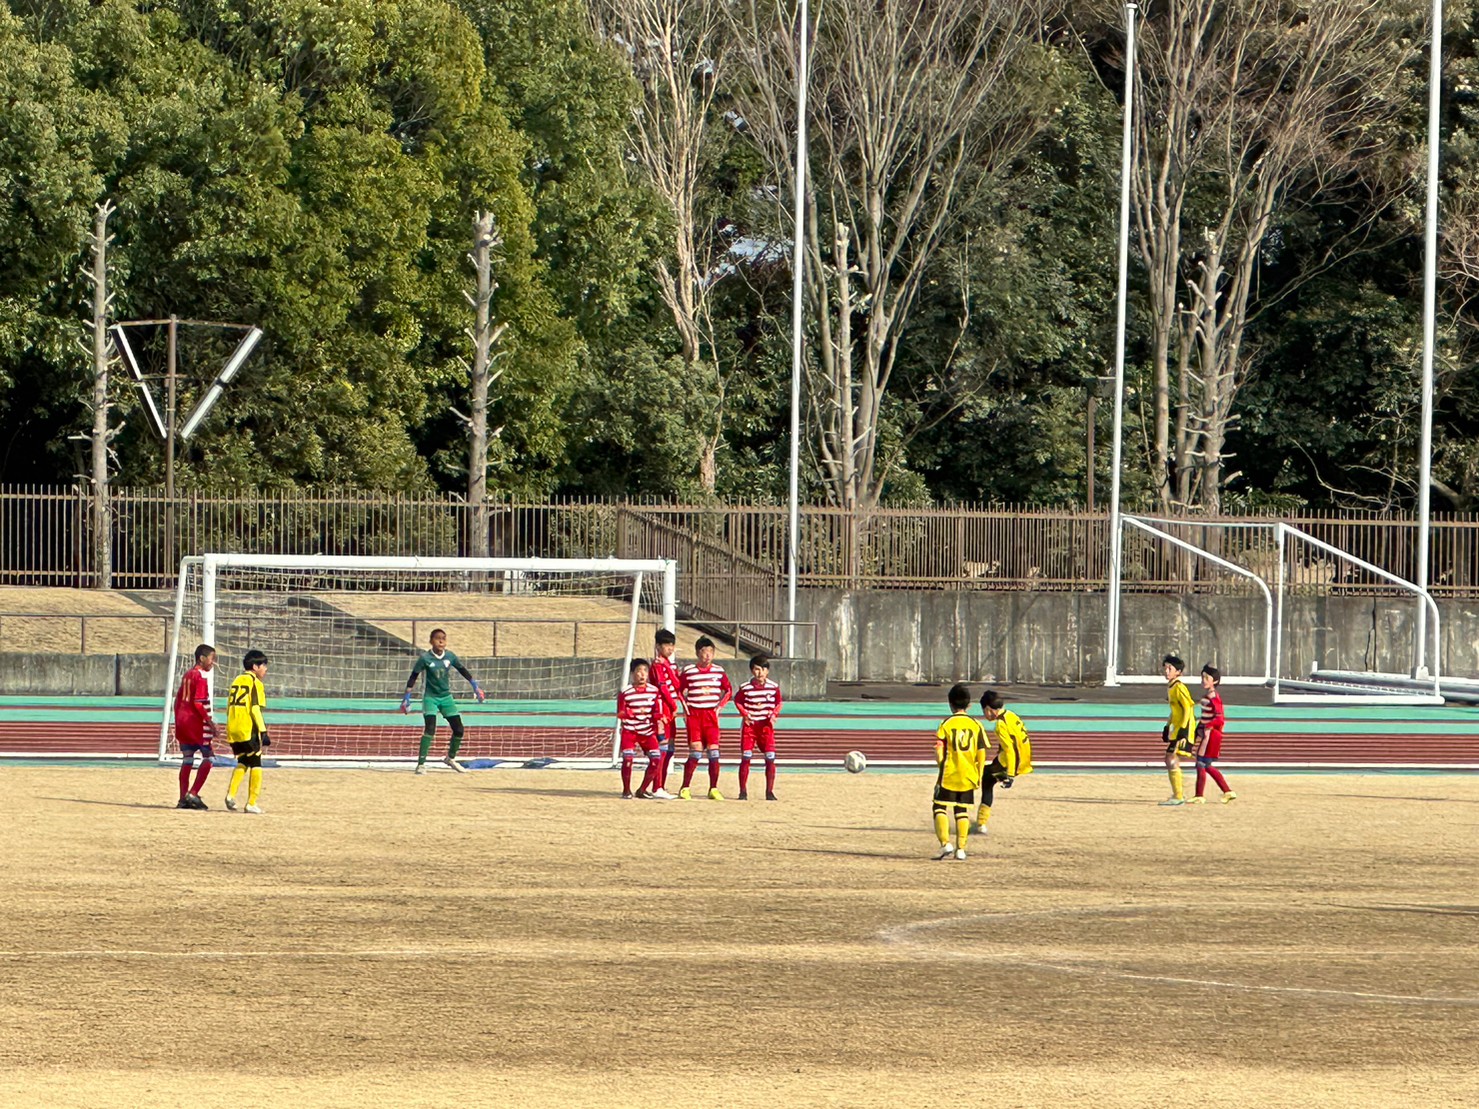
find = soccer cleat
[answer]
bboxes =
[1223,791,1238,804]
[224,796,238,811]
[738,790,748,801]
[621,791,634,800]
[175,797,192,809]
[187,794,208,810]
[765,791,778,802]
[635,788,650,799]
[1159,797,1186,807]
[414,763,427,776]
[935,843,956,860]
[443,757,468,774]
[650,788,675,800]
[955,848,968,861]
[244,804,263,814]
[678,787,692,800]
[707,788,724,801]
[1187,796,1206,805]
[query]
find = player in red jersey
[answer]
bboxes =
[617,658,670,800]
[734,654,783,801]
[677,635,733,800]
[172,643,218,810]
[649,629,684,792]
[1189,663,1236,804]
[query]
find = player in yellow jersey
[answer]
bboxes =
[224,650,271,814]
[932,684,989,861]
[974,689,1034,833]
[1159,654,1196,806]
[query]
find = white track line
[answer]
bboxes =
[879,908,1479,1007]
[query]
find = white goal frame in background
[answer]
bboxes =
[1107,518,1442,705]
[158,553,678,763]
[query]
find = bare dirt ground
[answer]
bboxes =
[0,766,1476,1108]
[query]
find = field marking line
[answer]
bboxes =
[879,907,1479,1007]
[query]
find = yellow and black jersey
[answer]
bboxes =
[935,711,988,792]
[1167,680,1195,746]
[226,672,268,744]
[992,709,1034,777]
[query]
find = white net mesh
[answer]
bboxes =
[163,558,672,763]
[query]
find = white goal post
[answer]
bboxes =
[160,553,678,766]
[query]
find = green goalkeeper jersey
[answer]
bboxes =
[411,649,465,699]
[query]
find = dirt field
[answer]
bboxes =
[1,766,1476,1107]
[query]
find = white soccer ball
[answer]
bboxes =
[843,750,867,774]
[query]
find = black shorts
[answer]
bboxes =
[231,738,264,767]
[933,785,975,807]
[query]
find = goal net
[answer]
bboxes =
[1109,517,1441,703]
[160,554,677,765]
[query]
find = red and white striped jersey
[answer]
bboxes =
[649,655,683,714]
[735,678,782,724]
[679,663,733,711]
[617,682,663,736]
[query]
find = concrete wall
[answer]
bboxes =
[0,652,828,700]
[799,589,1474,684]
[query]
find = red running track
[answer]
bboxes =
[5,723,1479,765]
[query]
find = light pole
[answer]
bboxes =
[1105,1,1138,686]
[786,0,811,660]
[1416,0,1443,677]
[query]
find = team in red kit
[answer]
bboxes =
[619,631,783,801]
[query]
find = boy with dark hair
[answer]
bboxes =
[734,654,783,801]
[974,689,1034,834]
[224,650,271,814]
[401,628,484,775]
[1188,663,1237,805]
[172,644,217,810]
[617,657,668,799]
[649,629,683,793]
[1160,654,1196,806]
[932,683,988,860]
[677,635,733,800]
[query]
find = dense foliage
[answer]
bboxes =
[0,0,1471,512]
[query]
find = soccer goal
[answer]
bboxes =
[160,554,677,766]
[1108,517,1441,704]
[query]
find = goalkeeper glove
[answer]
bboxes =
[260,732,271,748]
[400,692,412,714]
[1160,725,1170,745]
[471,680,486,703]
[1000,776,1013,789]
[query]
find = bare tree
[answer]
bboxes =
[590,0,736,491]
[84,201,118,590]
[463,212,507,559]
[735,0,1057,516]
[1130,0,1419,513]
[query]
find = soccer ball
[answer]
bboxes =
[843,750,867,774]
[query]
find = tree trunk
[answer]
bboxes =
[88,202,115,591]
[468,211,507,562]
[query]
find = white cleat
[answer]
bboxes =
[244,804,263,814]
[649,788,675,800]
[935,844,956,860]
[955,848,968,861]
[443,757,468,774]
[414,763,427,775]
[224,796,237,811]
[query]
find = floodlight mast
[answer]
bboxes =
[179,327,263,440]
[1105,1,1138,686]
[1415,0,1443,677]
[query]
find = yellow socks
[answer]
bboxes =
[933,810,950,845]
[955,815,970,851]
[976,804,991,827]
[247,767,262,807]
[228,766,246,800]
[1168,766,1184,800]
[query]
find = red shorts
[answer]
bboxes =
[620,728,660,755]
[740,723,775,755]
[659,716,678,745]
[1200,729,1224,760]
[685,707,722,748]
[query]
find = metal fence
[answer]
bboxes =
[6,486,1479,600]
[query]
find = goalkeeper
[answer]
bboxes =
[974,689,1033,833]
[401,628,485,774]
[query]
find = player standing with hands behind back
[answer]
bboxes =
[402,629,485,775]
[224,650,271,814]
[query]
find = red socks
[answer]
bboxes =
[620,757,634,792]
[765,760,776,792]
[681,755,698,789]
[739,757,752,793]
[707,756,720,790]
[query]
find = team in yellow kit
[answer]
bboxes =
[224,650,271,814]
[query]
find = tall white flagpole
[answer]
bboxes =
[786,0,810,659]
[1416,0,1442,677]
